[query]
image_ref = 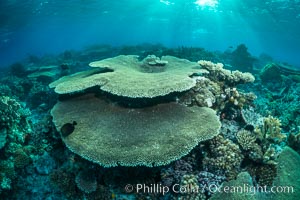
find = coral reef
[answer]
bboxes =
[0,128,7,150]
[49,169,78,199]
[257,115,286,143]
[180,60,256,117]
[247,164,277,187]
[9,63,29,78]
[75,169,97,194]
[13,148,32,169]
[203,135,244,179]
[236,129,257,151]
[198,60,255,86]
[51,93,221,167]
[272,147,300,200]
[0,44,299,199]
[209,172,255,200]
[197,171,226,197]
[260,63,283,83]
[219,119,240,140]
[27,65,62,83]
[0,96,33,194]
[210,147,300,200]
[176,174,206,200]
[161,157,196,188]
[287,132,300,153]
[50,55,206,98]
[241,107,264,128]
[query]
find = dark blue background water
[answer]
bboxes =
[1,0,300,67]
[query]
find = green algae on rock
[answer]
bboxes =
[51,94,221,167]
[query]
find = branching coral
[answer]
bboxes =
[241,107,264,128]
[198,60,255,86]
[254,115,286,147]
[177,174,206,200]
[236,129,257,151]
[179,60,256,114]
[160,158,195,188]
[236,127,282,165]
[0,96,33,194]
[235,129,262,163]
[179,77,221,107]
[209,147,300,200]
[203,135,244,179]
[197,171,226,197]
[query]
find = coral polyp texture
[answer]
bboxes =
[50,55,205,98]
[51,94,221,167]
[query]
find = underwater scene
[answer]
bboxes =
[1,0,300,199]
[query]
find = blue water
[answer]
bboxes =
[1,0,300,67]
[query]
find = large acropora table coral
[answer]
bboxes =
[51,94,220,167]
[50,55,225,167]
[50,55,208,98]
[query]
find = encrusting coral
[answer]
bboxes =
[50,55,206,98]
[51,93,221,167]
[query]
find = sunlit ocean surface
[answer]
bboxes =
[0,0,300,67]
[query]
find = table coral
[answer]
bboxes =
[51,94,221,167]
[50,55,206,98]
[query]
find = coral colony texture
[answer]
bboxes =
[1,44,300,200]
